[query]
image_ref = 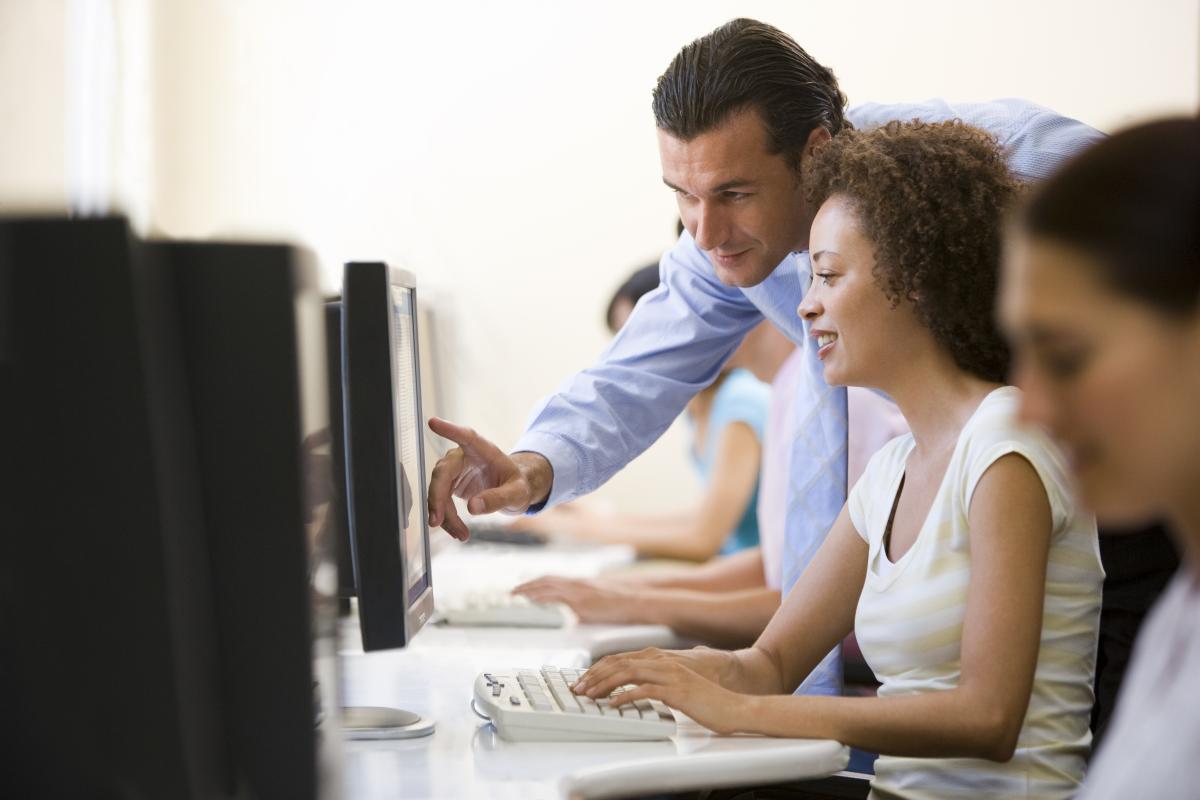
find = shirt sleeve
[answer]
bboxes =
[847,97,1106,182]
[513,231,763,508]
[962,421,1076,535]
[708,369,771,442]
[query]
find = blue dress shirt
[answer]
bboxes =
[514,98,1104,696]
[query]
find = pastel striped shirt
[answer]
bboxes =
[848,387,1103,800]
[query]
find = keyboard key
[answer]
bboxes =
[650,699,675,722]
[577,696,602,716]
[549,684,582,713]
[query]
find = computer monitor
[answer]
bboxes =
[331,261,436,738]
[157,238,342,796]
[337,261,435,651]
[0,216,339,799]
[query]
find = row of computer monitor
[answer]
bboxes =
[0,217,436,799]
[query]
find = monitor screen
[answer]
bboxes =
[388,283,430,606]
[338,262,435,651]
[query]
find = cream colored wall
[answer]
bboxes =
[3,0,1198,513]
[0,0,68,212]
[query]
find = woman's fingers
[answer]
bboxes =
[576,656,681,699]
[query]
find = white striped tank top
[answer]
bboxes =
[848,387,1103,800]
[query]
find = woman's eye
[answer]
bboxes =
[1042,349,1088,379]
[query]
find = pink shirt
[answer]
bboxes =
[759,349,909,589]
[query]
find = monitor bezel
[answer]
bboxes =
[340,262,435,651]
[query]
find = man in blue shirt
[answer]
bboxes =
[426,18,1103,696]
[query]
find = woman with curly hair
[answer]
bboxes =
[572,121,1104,799]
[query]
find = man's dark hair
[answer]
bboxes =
[1022,117,1200,317]
[652,18,847,171]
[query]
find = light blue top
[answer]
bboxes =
[688,368,770,556]
[514,98,1104,696]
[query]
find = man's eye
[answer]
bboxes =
[724,192,749,201]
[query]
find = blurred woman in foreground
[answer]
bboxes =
[1000,117,1200,799]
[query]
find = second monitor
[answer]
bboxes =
[336,262,435,651]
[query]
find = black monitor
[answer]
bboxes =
[327,262,436,738]
[0,217,339,799]
[337,261,435,649]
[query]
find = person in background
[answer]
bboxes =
[574,120,1103,800]
[1000,117,1199,799]
[511,263,788,563]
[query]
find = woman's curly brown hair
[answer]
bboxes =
[803,120,1021,382]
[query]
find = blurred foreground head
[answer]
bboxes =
[1001,117,1200,528]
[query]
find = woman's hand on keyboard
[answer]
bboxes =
[573,655,751,735]
[574,646,738,697]
[511,576,639,623]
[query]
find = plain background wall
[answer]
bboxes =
[3,0,1198,514]
[0,1,68,210]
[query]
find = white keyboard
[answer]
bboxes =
[438,591,570,628]
[473,667,677,742]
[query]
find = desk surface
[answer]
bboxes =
[338,540,848,799]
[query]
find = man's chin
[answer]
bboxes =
[713,260,774,289]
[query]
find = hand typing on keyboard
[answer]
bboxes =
[473,666,676,742]
[571,649,749,736]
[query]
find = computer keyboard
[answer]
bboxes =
[466,521,548,547]
[473,666,677,742]
[438,591,570,628]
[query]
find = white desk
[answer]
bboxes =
[339,541,848,799]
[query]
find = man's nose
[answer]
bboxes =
[693,203,730,252]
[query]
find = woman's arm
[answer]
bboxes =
[581,453,1053,762]
[577,505,867,696]
[513,421,763,561]
[615,547,768,591]
[513,575,780,648]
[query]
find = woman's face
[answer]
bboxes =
[1000,234,1200,524]
[608,297,636,334]
[797,195,926,389]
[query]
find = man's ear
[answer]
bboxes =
[805,126,832,158]
[794,127,833,182]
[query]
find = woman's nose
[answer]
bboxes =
[798,282,822,320]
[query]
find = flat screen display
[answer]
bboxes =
[389,284,429,604]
